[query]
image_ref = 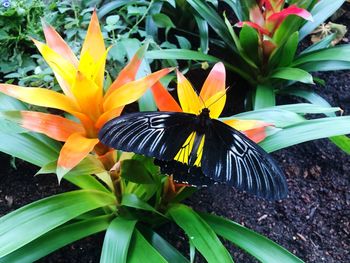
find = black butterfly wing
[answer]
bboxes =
[99,111,198,160]
[201,119,288,200]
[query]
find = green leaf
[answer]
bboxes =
[260,116,350,152]
[0,93,27,111]
[146,49,220,62]
[175,35,192,50]
[140,226,190,263]
[186,0,235,49]
[279,31,299,67]
[239,25,260,65]
[121,193,165,217]
[200,213,303,263]
[329,135,350,154]
[194,15,209,53]
[152,13,175,28]
[225,107,305,128]
[300,33,336,55]
[222,0,245,21]
[0,190,116,257]
[270,67,314,84]
[127,229,168,263]
[293,45,350,67]
[298,60,350,72]
[278,88,350,154]
[101,217,137,263]
[98,0,140,18]
[121,159,154,184]
[0,215,112,263]
[168,204,233,263]
[0,132,59,167]
[254,84,276,109]
[299,0,346,40]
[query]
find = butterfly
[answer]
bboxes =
[99,107,288,200]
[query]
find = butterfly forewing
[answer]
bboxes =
[202,119,288,200]
[99,112,197,160]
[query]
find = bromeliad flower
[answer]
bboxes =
[151,62,270,162]
[0,11,172,178]
[237,0,312,37]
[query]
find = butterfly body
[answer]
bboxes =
[99,110,288,200]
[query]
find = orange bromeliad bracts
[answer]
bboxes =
[0,11,173,177]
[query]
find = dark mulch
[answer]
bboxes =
[1,4,350,263]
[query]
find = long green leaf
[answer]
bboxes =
[293,45,350,66]
[168,204,233,263]
[270,67,314,84]
[186,0,235,49]
[254,84,276,109]
[140,226,190,263]
[279,88,350,153]
[200,213,303,263]
[121,193,165,217]
[299,0,345,40]
[0,190,116,257]
[260,116,350,152]
[127,229,168,263]
[297,60,350,72]
[194,15,209,53]
[0,215,112,263]
[0,132,59,167]
[300,33,336,55]
[101,217,137,263]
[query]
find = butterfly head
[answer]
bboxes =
[199,108,210,118]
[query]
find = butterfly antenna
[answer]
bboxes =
[206,86,231,109]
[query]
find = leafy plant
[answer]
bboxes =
[145,0,350,154]
[0,11,309,262]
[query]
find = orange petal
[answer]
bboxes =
[19,111,84,141]
[103,68,173,112]
[243,126,267,143]
[176,70,202,114]
[42,20,78,67]
[71,71,103,121]
[32,38,76,96]
[200,62,226,101]
[105,43,149,98]
[151,81,182,112]
[57,133,99,178]
[95,107,123,129]
[80,10,105,67]
[224,119,270,143]
[0,84,78,114]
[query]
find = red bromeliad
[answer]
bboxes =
[237,0,312,37]
[0,11,173,178]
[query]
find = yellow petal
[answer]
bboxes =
[176,70,202,115]
[57,133,99,178]
[80,10,105,67]
[103,68,173,112]
[32,38,76,97]
[205,90,226,119]
[78,47,110,90]
[42,20,78,67]
[0,84,78,114]
[71,71,103,121]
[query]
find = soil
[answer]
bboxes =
[1,3,350,263]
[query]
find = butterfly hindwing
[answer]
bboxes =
[201,118,288,200]
[99,111,198,160]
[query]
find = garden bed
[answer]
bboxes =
[0,71,349,263]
